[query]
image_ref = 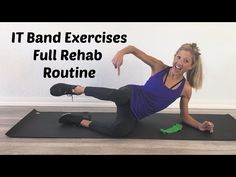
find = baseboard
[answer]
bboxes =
[0,97,235,109]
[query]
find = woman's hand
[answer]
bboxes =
[199,121,214,133]
[112,51,124,76]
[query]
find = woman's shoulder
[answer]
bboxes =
[152,63,168,75]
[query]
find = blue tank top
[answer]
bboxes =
[128,66,185,120]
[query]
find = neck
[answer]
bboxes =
[169,67,183,80]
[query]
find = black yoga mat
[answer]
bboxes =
[5,109,236,140]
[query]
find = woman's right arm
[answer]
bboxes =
[112,45,166,75]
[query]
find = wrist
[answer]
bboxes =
[198,123,204,131]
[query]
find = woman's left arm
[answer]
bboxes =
[180,85,214,133]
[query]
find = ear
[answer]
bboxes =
[189,65,193,70]
[189,59,198,70]
[187,64,194,72]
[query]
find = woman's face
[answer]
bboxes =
[172,50,193,75]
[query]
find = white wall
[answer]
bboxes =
[0,22,236,109]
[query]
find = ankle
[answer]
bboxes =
[80,120,92,128]
[72,85,85,94]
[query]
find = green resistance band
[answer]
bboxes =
[160,123,183,134]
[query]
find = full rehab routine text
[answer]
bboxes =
[11,32,128,78]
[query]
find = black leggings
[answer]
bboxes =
[84,86,137,138]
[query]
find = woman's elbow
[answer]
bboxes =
[181,114,190,123]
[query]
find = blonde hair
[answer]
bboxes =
[175,43,203,90]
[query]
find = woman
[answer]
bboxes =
[50,43,214,137]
